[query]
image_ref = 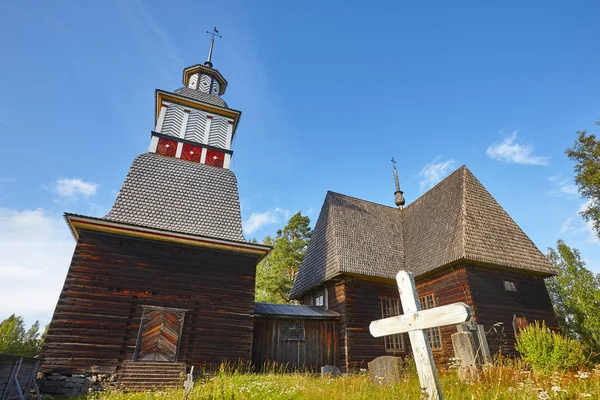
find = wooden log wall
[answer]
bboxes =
[303,268,474,371]
[415,266,474,361]
[251,318,338,371]
[465,265,558,356]
[41,229,260,373]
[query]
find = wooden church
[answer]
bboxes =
[290,164,559,371]
[40,37,558,379]
[41,41,271,375]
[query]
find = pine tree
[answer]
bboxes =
[255,212,312,303]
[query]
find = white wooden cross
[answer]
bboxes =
[369,270,472,400]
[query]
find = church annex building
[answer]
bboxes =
[40,46,558,377]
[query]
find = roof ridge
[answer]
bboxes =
[327,192,343,275]
[404,165,468,211]
[326,190,399,210]
[460,166,468,260]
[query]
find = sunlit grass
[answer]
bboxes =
[83,360,600,400]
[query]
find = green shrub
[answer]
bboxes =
[515,321,586,373]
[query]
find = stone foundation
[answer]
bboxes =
[38,372,90,397]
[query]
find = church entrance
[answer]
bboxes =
[134,306,186,362]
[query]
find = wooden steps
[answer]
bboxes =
[118,361,186,391]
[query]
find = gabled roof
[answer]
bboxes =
[291,166,556,298]
[105,152,245,242]
[291,192,404,298]
[254,302,340,319]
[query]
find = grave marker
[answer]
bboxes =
[369,270,472,400]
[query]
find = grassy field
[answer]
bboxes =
[82,361,600,400]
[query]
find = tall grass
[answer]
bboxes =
[84,360,600,400]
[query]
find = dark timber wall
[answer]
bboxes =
[41,229,260,373]
[466,265,558,356]
[251,318,338,371]
[300,268,475,371]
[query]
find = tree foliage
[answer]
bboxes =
[0,314,46,357]
[546,240,600,357]
[255,212,312,303]
[566,121,600,238]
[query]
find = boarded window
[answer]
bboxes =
[419,294,442,350]
[282,320,304,341]
[504,280,517,292]
[380,297,404,351]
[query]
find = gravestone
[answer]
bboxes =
[320,365,341,377]
[451,332,480,382]
[368,356,404,386]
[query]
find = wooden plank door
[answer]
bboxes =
[135,307,185,362]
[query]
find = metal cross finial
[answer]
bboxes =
[205,27,222,66]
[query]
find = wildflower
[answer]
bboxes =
[575,371,590,379]
[536,390,550,400]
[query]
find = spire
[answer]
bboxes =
[205,27,222,68]
[392,157,405,209]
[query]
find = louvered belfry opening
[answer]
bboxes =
[134,306,186,363]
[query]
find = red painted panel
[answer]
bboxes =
[181,143,202,163]
[205,149,225,168]
[156,138,177,157]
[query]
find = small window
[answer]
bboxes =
[504,280,517,292]
[282,320,305,341]
[419,293,442,351]
[314,294,324,307]
[380,297,404,351]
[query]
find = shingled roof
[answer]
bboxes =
[290,165,556,299]
[105,152,245,242]
[173,87,228,108]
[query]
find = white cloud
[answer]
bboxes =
[418,157,456,192]
[0,208,75,327]
[559,217,575,234]
[549,175,579,198]
[54,178,99,199]
[243,207,289,235]
[486,131,549,166]
[0,175,16,183]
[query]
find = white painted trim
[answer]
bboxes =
[324,286,329,310]
[223,153,231,169]
[200,147,207,164]
[148,135,159,153]
[204,116,213,144]
[225,119,234,150]
[155,105,168,133]
[175,142,183,158]
[179,111,190,139]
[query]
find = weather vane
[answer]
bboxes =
[205,27,222,66]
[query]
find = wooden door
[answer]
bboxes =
[135,307,186,362]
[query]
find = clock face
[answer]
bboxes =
[188,74,198,89]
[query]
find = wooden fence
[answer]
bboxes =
[0,354,40,400]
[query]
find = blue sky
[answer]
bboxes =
[1,1,599,326]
